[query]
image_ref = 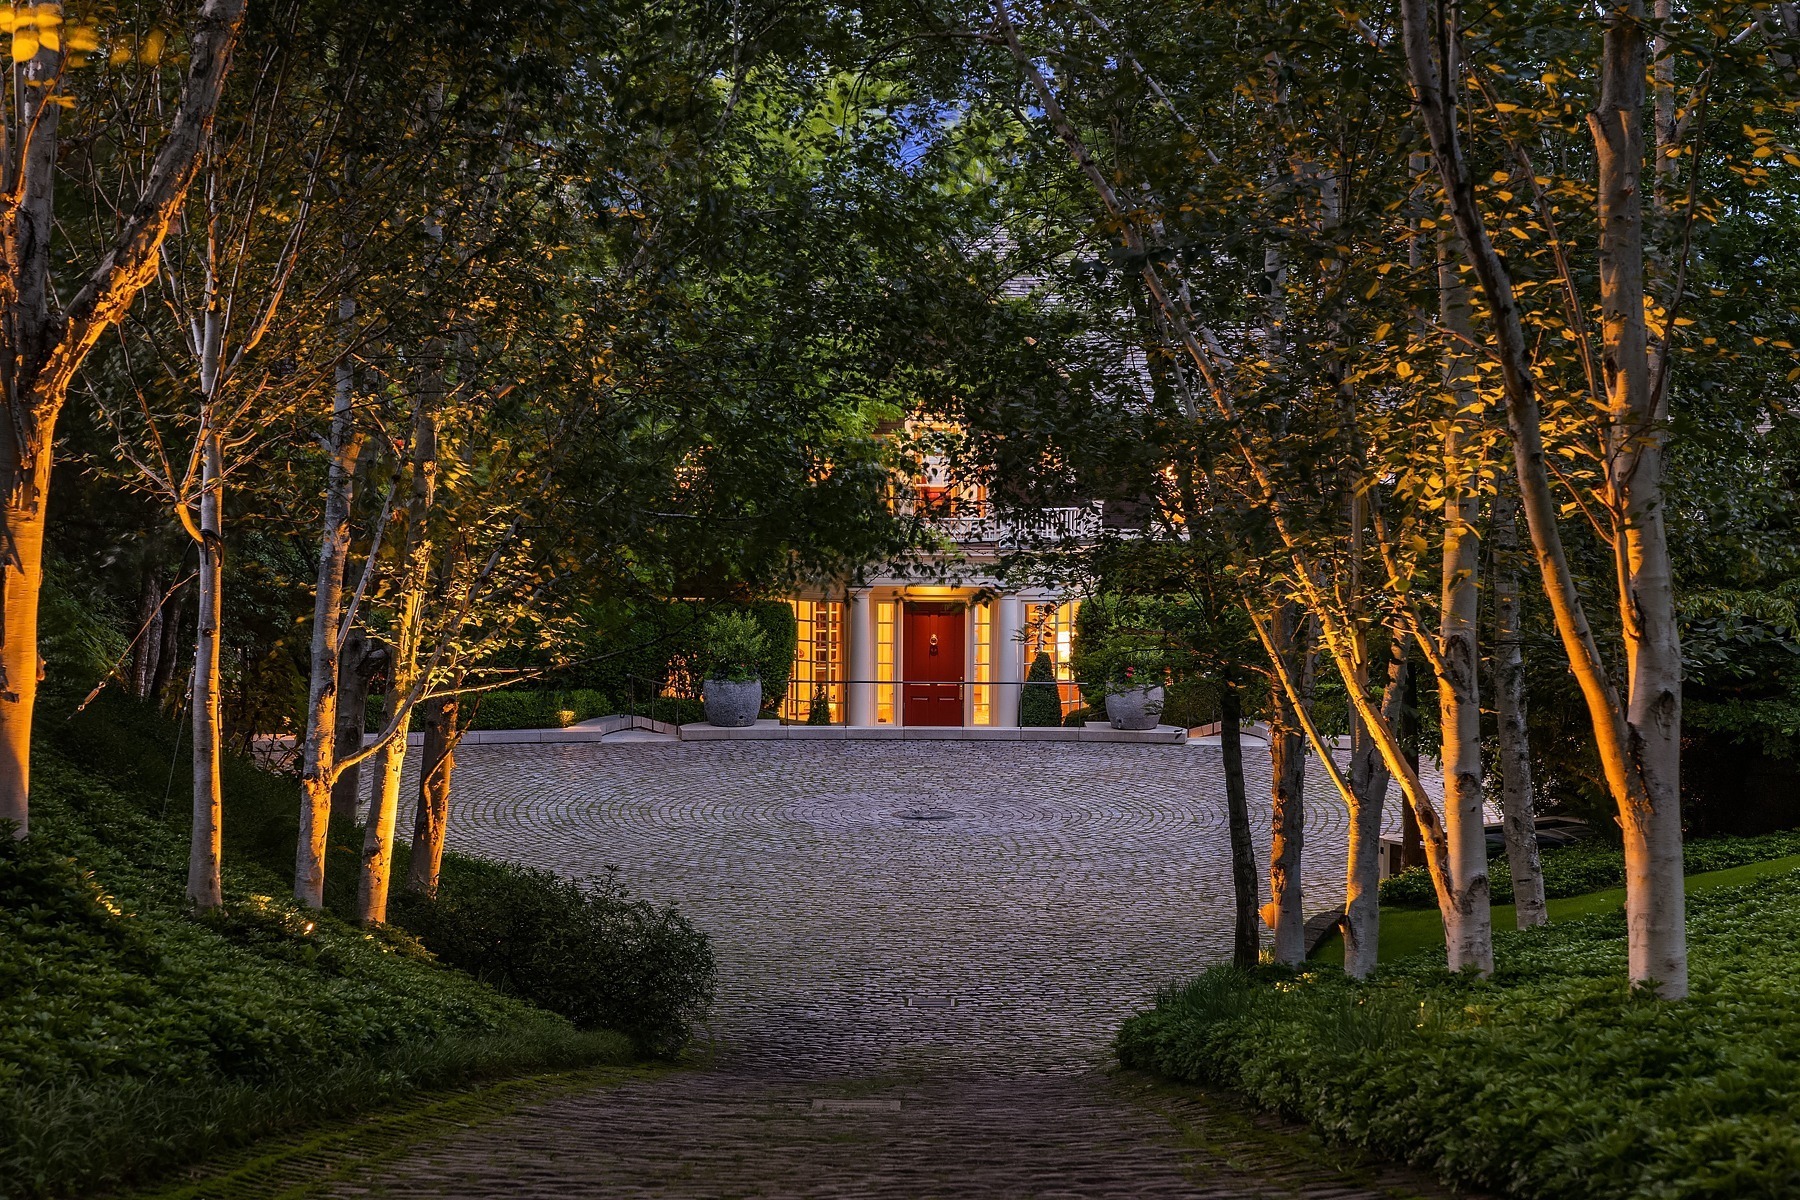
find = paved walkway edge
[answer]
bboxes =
[678,719,1188,743]
[364,717,1189,747]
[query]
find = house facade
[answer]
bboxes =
[781,459,1099,727]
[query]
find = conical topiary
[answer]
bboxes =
[1019,650,1064,727]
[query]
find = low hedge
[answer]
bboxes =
[1159,678,1219,730]
[1119,869,1800,1200]
[1380,828,1800,908]
[390,859,714,1058]
[460,688,613,731]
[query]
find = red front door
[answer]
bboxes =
[903,603,965,726]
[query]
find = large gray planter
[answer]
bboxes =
[1105,685,1165,731]
[703,677,762,727]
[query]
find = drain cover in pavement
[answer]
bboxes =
[907,996,956,1010]
[895,807,959,822]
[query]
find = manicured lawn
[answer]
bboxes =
[1312,852,1800,966]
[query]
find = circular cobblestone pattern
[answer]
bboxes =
[343,740,1461,1199]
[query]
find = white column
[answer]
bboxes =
[846,588,875,726]
[963,606,977,726]
[993,594,1024,727]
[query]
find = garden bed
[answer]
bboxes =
[1119,869,1800,1199]
[1,698,713,1198]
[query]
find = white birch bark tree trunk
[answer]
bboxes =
[1593,1,1686,994]
[1493,486,1547,927]
[1344,643,1402,978]
[1435,236,1493,975]
[187,420,224,908]
[1264,603,1313,965]
[295,296,365,907]
[405,687,461,899]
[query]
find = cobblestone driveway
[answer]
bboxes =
[351,740,1454,1199]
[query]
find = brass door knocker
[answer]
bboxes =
[929,633,939,655]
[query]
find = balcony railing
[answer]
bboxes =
[924,503,1104,547]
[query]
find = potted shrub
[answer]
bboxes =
[1102,642,1167,731]
[701,610,768,727]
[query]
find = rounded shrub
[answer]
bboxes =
[390,857,715,1058]
[1019,651,1063,727]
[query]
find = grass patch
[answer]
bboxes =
[1379,830,1800,908]
[1315,852,1800,965]
[1121,867,1800,1199]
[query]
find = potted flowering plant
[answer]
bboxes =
[1102,641,1167,730]
[701,610,768,727]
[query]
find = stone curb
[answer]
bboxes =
[360,714,1188,747]
[677,719,1187,744]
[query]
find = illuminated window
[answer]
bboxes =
[1023,600,1082,716]
[972,603,992,725]
[784,600,842,721]
[876,600,896,723]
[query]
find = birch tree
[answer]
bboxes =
[89,7,342,906]
[0,0,245,836]
[988,0,1487,971]
[1400,0,1692,994]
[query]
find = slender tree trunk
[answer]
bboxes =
[1593,2,1686,993]
[0,30,64,838]
[1436,235,1494,975]
[1344,644,1402,978]
[358,383,440,925]
[330,629,372,824]
[405,689,460,898]
[0,464,51,837]
[1398,657,1424,868]
[1494,487,1547,927]
[1264,603,1313,965]
[188,425,224,908]
[1222,678,1259,969]
[295,295,364,907]
[359,695,411,922]
[134,568,164,698]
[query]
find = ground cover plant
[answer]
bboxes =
[1118,869,1800,1199]
[0,697,712,1198]
[50,695,716,1055]
[1379,831,1800,908]
[0,751,622,1197]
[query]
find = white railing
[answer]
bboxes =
[927,503,1104,547]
